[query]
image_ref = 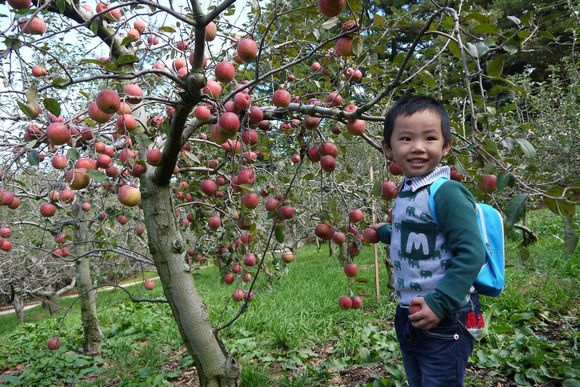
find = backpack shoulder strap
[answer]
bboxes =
[428,177,450,225]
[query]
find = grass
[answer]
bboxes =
[0,209,578,386]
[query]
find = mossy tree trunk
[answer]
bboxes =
[141,178,240,386]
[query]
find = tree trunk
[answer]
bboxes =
[74,212,101,355]
[10,287,24,323]
[141,179,240,386]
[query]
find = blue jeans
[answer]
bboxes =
[394,293,480,387]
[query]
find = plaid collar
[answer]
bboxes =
[401,166,451,192]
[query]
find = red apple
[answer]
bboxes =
[343,263,358,277]
[218,112,240,135]
[231,262,242,274]
[265,198,279,212]
[318,0,346,17]
[134,225,145,235]
[346,119,366,135]
[315,223,334,240]
[40,203,56,217]
[46,122,70,146]
[208,215,221,229]
[478,174,497,193]
[143,279,156,290]
[47,337,62,350]
[243,253,257,266]
[242,192,259,209]
[277,205,295,220]
[215,61,235,83]
[338,295,352,310]
[381,181,398,201]
[200,179,218,196]
[146,148,163,166]
[331,231,346,245]
[8,0,32,9]
[117,185,141,207]
[335,37,353,56]
[236,39,258,62]
[389,163,403,176]
[349,209,364,223]
[51,155,68,170]
[241,129,259,145]
[320,155,336,172]
[194,105,211,121]
[351,296,363,309]
[409,304,421,315]
[281,249,295,263]
[327,91,343,107]
[223,273,235,284]
[319,142,339,157]
[95,89,121,114]
[272,89,292,108]
[363,227,379,244]
[232,288,245,302]
[233,93,252,111]
[205,21,217,41]
[124,84,143,104]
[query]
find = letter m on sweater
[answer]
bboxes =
[400,221,437,260]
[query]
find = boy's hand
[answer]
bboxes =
[407,297,441,330]
[369,223,386,229]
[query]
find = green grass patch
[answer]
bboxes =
[0,209,578,385]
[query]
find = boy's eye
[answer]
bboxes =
[399,137,411,141]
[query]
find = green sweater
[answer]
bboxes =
[377,172,485,319]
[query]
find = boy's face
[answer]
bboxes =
[382,109,450,178]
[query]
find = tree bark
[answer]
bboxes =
[74,211,101,355]
[141,178,240,386]
[10,286,24,323]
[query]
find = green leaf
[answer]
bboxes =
[473,23,500,34]
[497,174,515,190]
[502,44,518,55]
[487,55,505,77]
[56,0,65,13]
[515,138,535,156]
[275,223,285,244]
[542,187,576,219]
[373,13,386,26]
[67,148,80,161]
[90,21,99,35]
[504,193,529,230]
[116,55,138,65]
[44,98,61,116]
[464,42,478,58]
[448,41,461,59]
[321,17,338,30]
[352,36,363,57]
[159,26,176,33]
[27,150,40,166]
[482,138,499,155]
[87,170,108,182]
[17,100,35,118]
[418,70,436,88]
[51,76,68,86]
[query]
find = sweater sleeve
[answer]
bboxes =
[376,223,392,244]
[424,181,485,319]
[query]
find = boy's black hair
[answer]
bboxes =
[383,95,451,148]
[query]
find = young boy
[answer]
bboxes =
[375,95,485,386]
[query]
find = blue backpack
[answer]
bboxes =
[429,177,505,297]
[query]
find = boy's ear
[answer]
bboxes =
[381,140,392,160]
[442,142,451,157]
